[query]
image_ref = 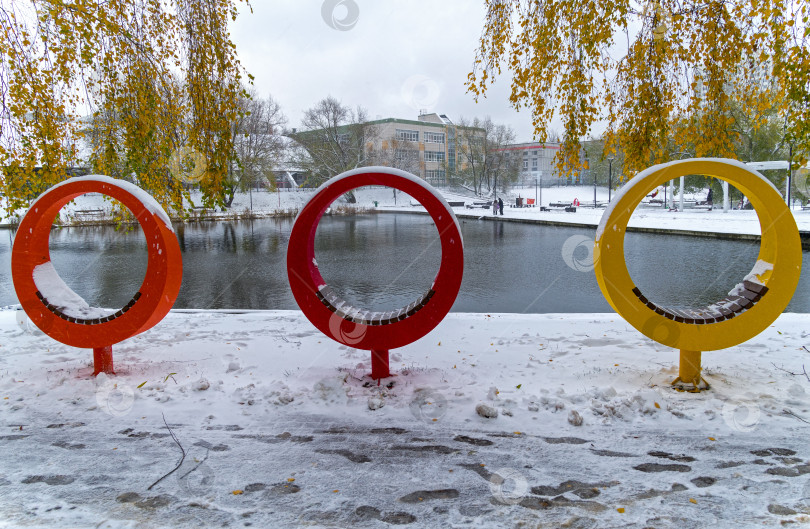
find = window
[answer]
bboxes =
[424,151,445,162]
[424,131,446,144]
[395,149,416,163]
[532,158,538,168]
[523,160,528,169]
[396,129,419,142]
[425,169,446,184]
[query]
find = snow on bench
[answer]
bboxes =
[36,290,141,325]
[315,285,435,326]
[632,280,769,324]
[549,202,577,212]
[32,260,139,324]
[74,209,105,220]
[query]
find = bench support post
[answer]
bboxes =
[370,349,390,380]
[93,345,115,376]
[671,349,708,392]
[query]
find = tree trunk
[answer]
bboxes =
[224,187,235,208]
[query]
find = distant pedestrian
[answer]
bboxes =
[498,197,504,215]
[493,198,498,215]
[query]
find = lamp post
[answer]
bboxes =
[539,172,543,208]
[586,152,595,208]
[607,154,615,203]
[492,154,497,209]
[788,142,793,209]
[670,151,692,211]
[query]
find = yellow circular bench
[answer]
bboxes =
[594,159,802,390]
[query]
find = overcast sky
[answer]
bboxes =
[230,0,565,141]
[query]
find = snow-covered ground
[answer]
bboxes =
[376,196,808,237]
[4,184,808,238]
[2,309,810,528]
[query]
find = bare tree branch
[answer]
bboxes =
[147,413,186,491]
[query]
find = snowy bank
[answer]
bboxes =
[4,186,808,241]
[2,309,810,527]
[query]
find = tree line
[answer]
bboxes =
[468,0,808,197]
[583,92,799,197]
[2,0,806,219]
[1,0,250,217]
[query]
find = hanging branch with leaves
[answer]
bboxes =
[468,0,809,179]
[0,0,250,217]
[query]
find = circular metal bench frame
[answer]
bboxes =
[12,176,182,375]
[594,159,802,390]
[287,167,464,379]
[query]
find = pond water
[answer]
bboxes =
[1,213,807,313]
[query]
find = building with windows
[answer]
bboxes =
[291,111,481,187]
[363,112,483,187]
[498,141,566,186]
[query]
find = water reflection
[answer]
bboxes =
[315,214,441,312]
[1,214,807,313]
[47,225,148,309]
[625,232,763,310]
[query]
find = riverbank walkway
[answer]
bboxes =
[3,186,810,245]
[2,309,810,528]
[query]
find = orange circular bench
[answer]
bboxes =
[12,176,183,375]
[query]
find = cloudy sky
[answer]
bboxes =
[230,0,564,141]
